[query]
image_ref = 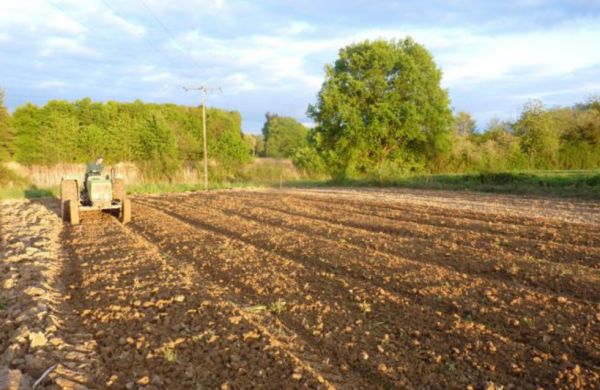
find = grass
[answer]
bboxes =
[358,301,372,314]
[269,299,287,314]
[284,170,600,199]
[163,347,178,364]
[0,185,59,199]
[126,181,267,195]
[1,163,598,200]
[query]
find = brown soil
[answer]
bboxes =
[1,188,599,389]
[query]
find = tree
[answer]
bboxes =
[514,100,560,169]
[0,89,14,161]
[13,103,44,164]
[308,38,453,178]
[78,123,107,161]
[454,111,476,136]
[478,119,525,171]
[242,133,256,157]
[135,115,180,181]
[261,113,308,158]
[252,134,265,157]
[554,104,600,169]
[9,99,251,179]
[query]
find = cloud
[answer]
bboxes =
[508,81,600,101]
[40,37,98,57]
[1,0,599,132]
[100,10,146,38]
[329,17,600,88]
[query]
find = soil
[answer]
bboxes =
[1,188,599,389]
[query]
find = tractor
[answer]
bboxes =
[60,162,131,225]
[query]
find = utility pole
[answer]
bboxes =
[183,85,221,190]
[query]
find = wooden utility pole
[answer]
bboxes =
[183,85,221,190]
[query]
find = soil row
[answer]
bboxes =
[131,194,600,389]
[61,211,329,389]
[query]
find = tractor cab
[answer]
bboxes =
[82,162,112,208]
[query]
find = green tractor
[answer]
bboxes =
[60,162,131,225]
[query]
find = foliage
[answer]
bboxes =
[308,38,453,178]
[292,146,327,176]
[262,113,308,158]
[0,90,14,161]
[513,100,560,169]
[324,169,600,199]
[446,98,600,173]
[10,99,250,179]
[0,164,28,188]
[252,134,265,157]
[454,111,476,136]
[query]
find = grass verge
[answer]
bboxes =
[2,169,598,200]
[287,170,600,199]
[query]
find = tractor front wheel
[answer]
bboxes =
[112,178,126,201]
[120,198,131,224]
[60,179,78,223]
[68,199,80,225]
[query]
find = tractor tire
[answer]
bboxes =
[112,178,126,201]
[121,198,131,224]
[68,199,80,225]
[60,179,78,222]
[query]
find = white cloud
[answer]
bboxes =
[178,29,334,93]
[2,0,599,128]
[141,71,176,83]
[40,37,98,57]
[222,73,258,92]
[100,10,145,38]
[45,12,87,35]
[327,19,600,88]
[508,82,600,101]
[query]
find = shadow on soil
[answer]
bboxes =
[29,197,61,219]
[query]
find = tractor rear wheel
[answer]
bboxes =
[112,178,126,201]
[121,198,131,224]
[68,199,80,225]
[60,179,78,222]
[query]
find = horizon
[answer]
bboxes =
[1,0,599,133]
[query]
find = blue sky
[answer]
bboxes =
[1,0,599,133]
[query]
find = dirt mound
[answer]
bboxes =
[0,199,101,389]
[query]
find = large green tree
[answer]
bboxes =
[308,38,453,178]
[262,113,308,158]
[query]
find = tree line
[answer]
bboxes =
[1,38,599,182]
[0,97,251,180]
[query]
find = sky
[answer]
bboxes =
[1,0,600,133]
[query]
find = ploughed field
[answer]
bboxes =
[2,188,599,389]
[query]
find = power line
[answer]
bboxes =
[45,0,157,67]
[45,0,198,93]
[137,0,206,72]
[97,0,182,71]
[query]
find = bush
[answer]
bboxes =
[478,172,520,185]
[292,147,327,177]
